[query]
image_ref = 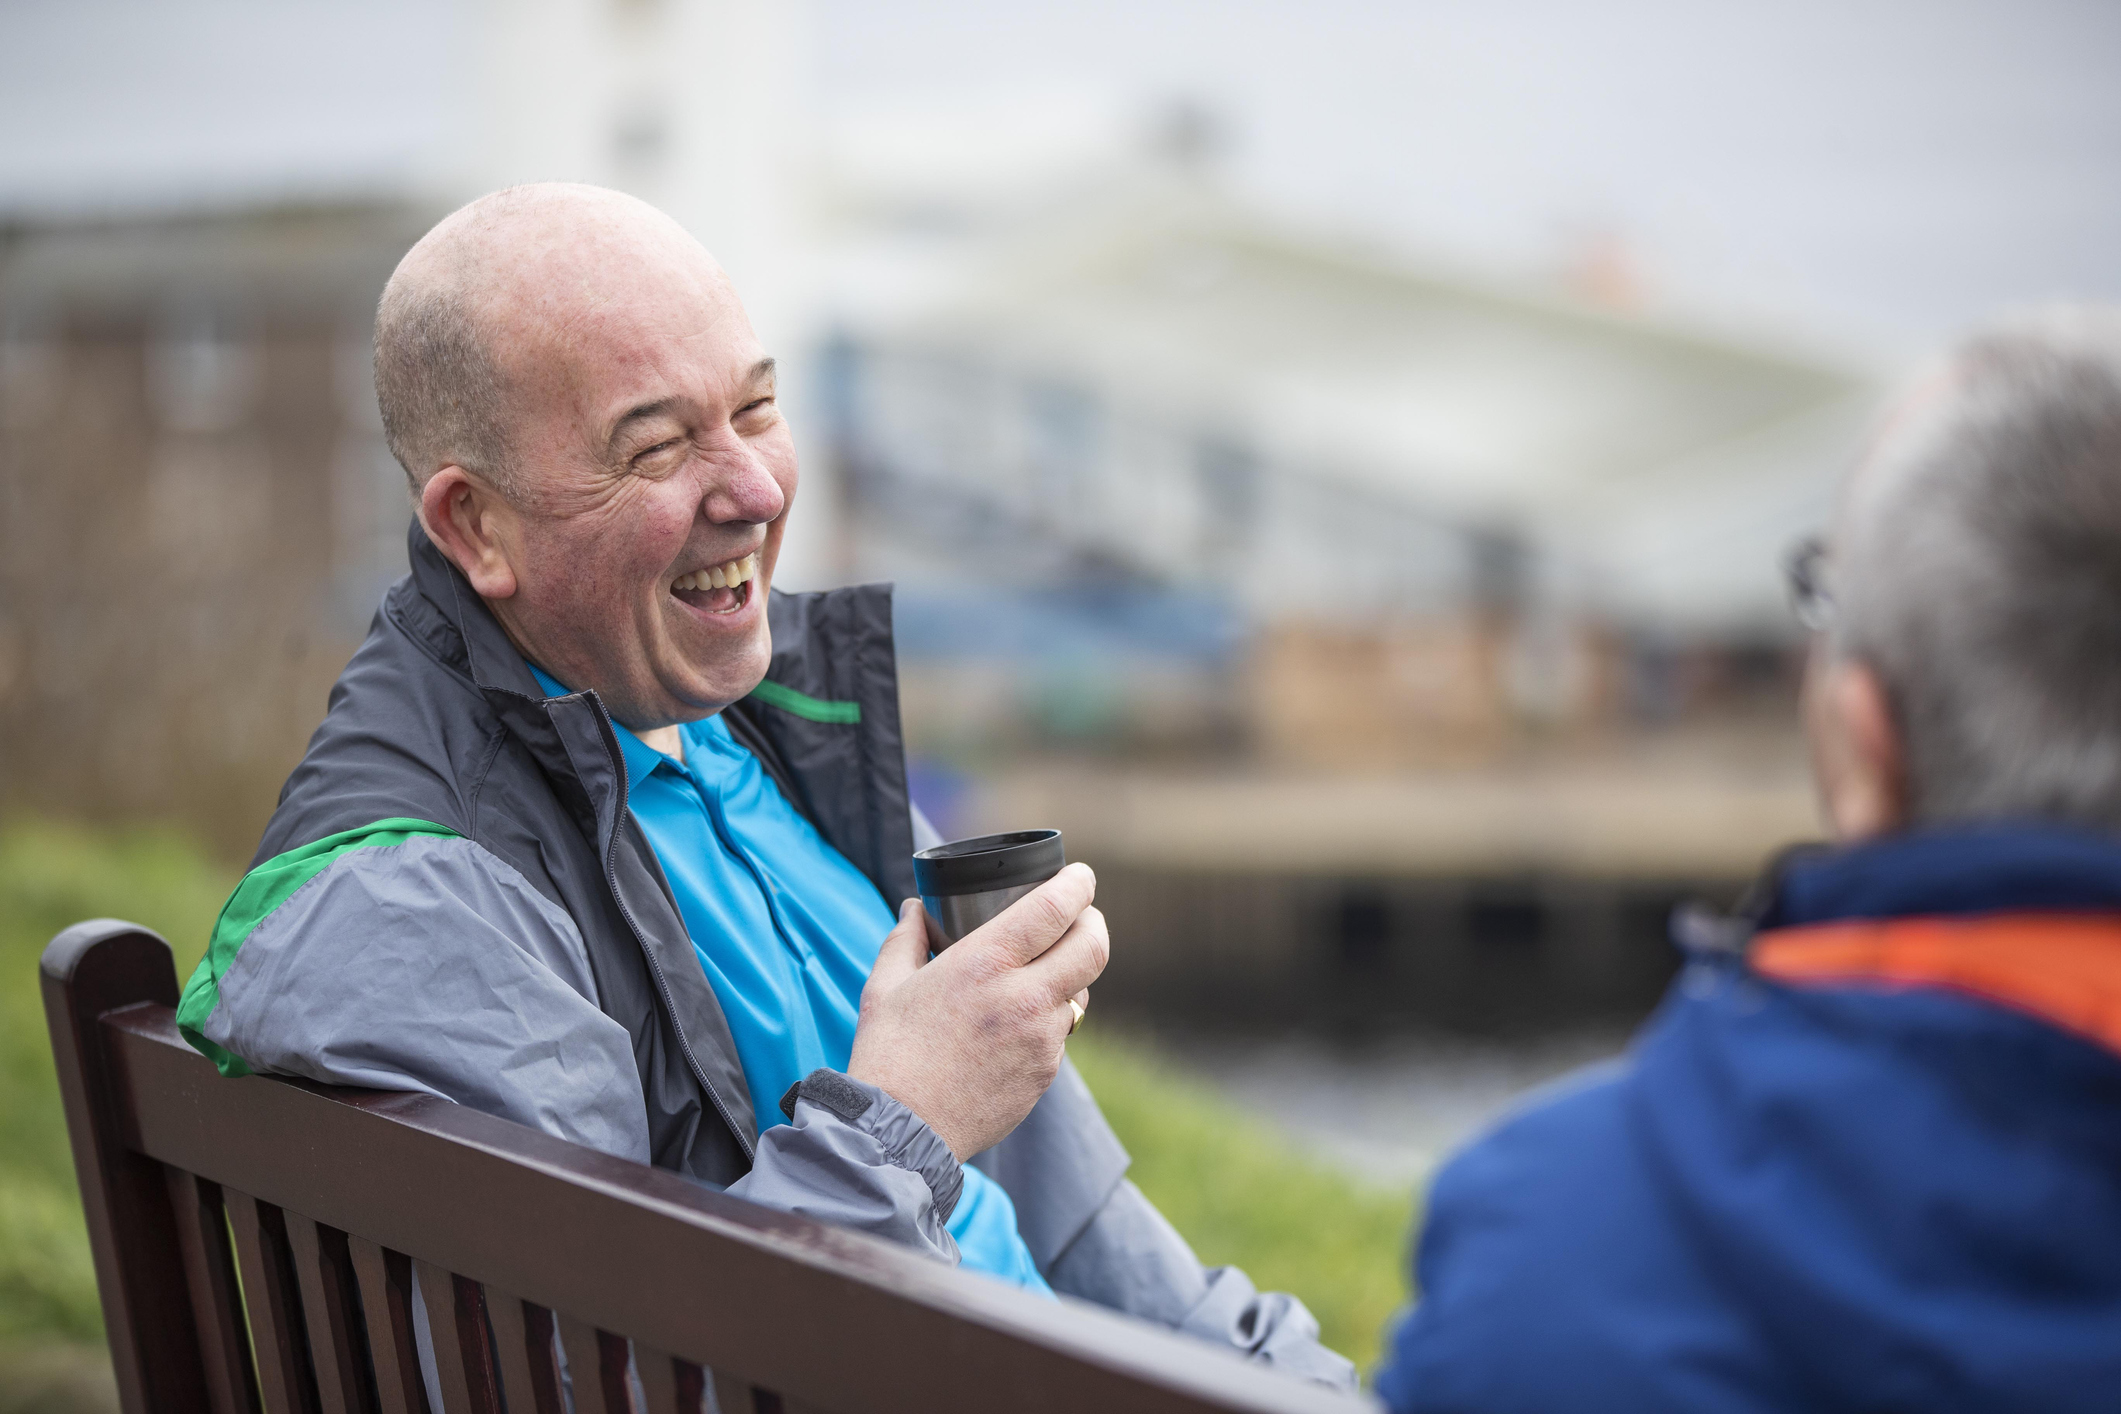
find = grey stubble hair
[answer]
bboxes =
[372,258,517,503]
[1837,306,2121,830]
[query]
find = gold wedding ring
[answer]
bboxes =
[1068,998,1087,1035]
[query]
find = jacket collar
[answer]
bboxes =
[1750,824,2121,1063]
[401,521,621,845]
[1757,820,2121,929]
[405,520,549,701]
[527,659,679,795]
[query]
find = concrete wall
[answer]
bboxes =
[0,206,421,856]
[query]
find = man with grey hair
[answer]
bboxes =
[177,184,1353,1387]
[1376,308,2121,1411]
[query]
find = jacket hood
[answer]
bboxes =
[1757,820,2121,929]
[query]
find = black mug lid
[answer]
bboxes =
[913,829,1066,896]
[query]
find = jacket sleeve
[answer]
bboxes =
[181,831,967,1266]
[1049,1180,1356,1386]
[178,830,655,1160]
[727,1069,963,1265]
[980,1061,1358,1388]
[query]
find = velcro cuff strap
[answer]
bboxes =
[779,1067,877,1125]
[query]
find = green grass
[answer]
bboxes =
[0,821,232,1349]
[0,819,1417,1381]
[1069,1032,1416,1372]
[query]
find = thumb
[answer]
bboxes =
[867,898,929,993]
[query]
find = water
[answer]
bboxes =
[1162,1027,1632,1189]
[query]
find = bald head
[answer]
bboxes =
[373,183,725,504]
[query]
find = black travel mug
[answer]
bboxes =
[911,829,1066,952]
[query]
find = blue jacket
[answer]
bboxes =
[1377,823,2121,1412]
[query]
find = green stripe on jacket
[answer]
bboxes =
[177,818,462,1077]
[747,678,862,724]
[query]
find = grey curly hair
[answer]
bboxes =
[1836,305,2121,830]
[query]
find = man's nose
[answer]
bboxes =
[693,432,787,525]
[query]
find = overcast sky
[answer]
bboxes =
[813,0,2121,357]
[0,0,461,214]
[4,0,2117,356]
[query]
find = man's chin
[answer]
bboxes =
[665,639,774,722]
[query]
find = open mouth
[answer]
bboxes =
[671,552,759,616]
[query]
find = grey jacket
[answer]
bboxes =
[177,523,1354,1386]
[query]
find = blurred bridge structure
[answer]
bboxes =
[815,168,1871,1032]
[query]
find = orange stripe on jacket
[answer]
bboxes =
[1751,913,2121,1059]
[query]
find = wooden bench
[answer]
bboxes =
[41,920,1365,1414]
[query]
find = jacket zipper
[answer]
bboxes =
[587,697,757,1164]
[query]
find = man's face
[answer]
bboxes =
[478,234,796,729]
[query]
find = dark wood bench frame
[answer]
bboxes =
[41,920,1365,1414]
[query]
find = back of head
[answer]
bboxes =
[1838,306,2121,830]
[373,198,518,498]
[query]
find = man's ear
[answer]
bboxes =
[418,466,520,599]
[1803,648,1907,840]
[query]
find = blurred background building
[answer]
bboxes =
[4,0,2119,1056]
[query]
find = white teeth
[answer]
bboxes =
[674,555,759,597]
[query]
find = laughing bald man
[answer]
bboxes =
[176,184,1354,1388]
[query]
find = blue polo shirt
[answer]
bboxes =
[528,665,1049,1292]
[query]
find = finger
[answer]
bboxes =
[1021,904,1110,1002]
[962,863,1098,968]
[865,899,928,994]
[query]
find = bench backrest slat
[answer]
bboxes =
[225,1191,321,1414]
[413,1262,492,1414]
[165,1171,261,1414]
[286,1214,374,1414]
[346,1239,427,1414]
[42,921,1361,1414]
[486,1289,563,1414]
[635,1342,706,1414]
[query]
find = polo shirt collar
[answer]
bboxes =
[525,662,681,794]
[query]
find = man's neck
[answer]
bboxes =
[638,724,685,762]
